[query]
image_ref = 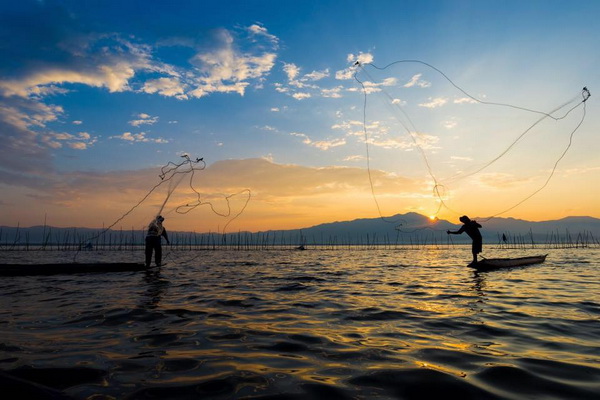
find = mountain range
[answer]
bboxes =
[1,213,599,245]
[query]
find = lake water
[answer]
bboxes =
[1,247,599,399]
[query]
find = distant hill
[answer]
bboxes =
[1,213,599,246]
[276,213,600,245]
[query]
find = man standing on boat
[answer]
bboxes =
[447,215,482,264]
[145,215,170,267]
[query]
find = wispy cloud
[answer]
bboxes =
[403,73,431,88]
[247,24,279,46]
[344,155,366,162]
[321,86,343,98]
[41,131,97,150]
[290,131,346,150]
[277,62,333,100]
[111,131,169,143]
[331,119,365,138]
[454,97,478,104]
[311,138,346,150]
[129,113,159,127]
[418,97,447,108]
[187,28,277,98]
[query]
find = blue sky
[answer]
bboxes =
[1,0,598,231]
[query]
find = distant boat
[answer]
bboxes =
[0,262,147,277]
[470,254,547,271]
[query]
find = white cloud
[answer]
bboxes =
[72,120,82,125]
[403,73,431,88]
[129,113,159,127]
[111,131,168,143]
[335,68,355,80]
[331,119,365,138]
[283,63,300,80]
[454,97,478,104]
[142,77,188,99]
[290,131,311,144]
[333,52,375,81]
[270,107,280,112]
[344,155,366,162]
[0,35,159,99]
[419,97,447,108]
[292,92,311,100]
[279,63,338,100]
[188,29,277,98]
[359,81,383,94]
[347,52,374,65]
[304,69,329,81]
[41,131,97,150]
[274,83,288,93]
[1,26,279,102]
[312,138,346,150]
[248,24,279,46]
[321,87,343,98]
[291,131,346,150]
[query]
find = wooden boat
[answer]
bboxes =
[469,254,547,271]
[0,262,147,277]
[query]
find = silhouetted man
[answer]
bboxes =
[145,215,170,267]
[447,215,482,264]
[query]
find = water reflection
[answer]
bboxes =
[140,267,168,309]
[470,271,487,299]
[1,248,598,399]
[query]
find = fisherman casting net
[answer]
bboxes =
[75,154,251,260]
[352,60,590,231]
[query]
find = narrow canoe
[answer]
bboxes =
[0,263,147,276]
[470,254,547,271]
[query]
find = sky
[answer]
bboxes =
[1,0,599,233]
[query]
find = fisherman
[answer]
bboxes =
[145,215,170,267]
[447,215,482,264]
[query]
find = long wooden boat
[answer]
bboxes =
[0,262,147,276]
[470,254,547,271]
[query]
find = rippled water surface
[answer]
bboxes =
[1,247,599,399]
